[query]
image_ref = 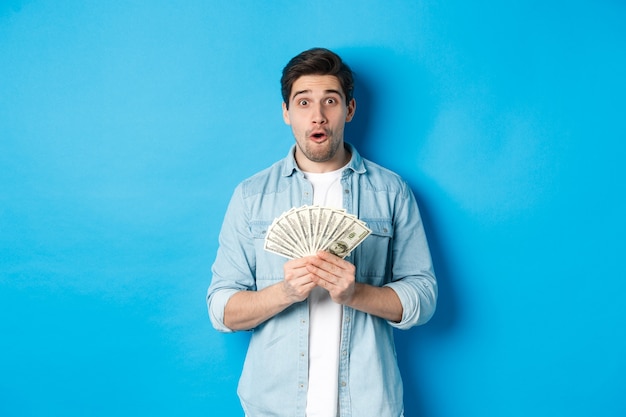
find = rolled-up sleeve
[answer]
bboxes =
[207,288,239,333]
[386,273,437,329]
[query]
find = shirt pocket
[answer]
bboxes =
[356,219,393,285]
[250,221,287,288]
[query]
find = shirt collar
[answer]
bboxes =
[281,143,366,177]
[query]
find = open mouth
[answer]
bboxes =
[310,131,327,142]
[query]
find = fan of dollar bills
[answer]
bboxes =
[264,205,371,259]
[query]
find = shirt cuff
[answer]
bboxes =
[384,279,434,330]
[207,288,240,333]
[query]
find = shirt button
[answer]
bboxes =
[344,189,350,194]
[341,381,347,387]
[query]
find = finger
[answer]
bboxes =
[282,276,317,302]
[316,251,356,276]
[285,256,318,277]
[306,262,338,287]
[285,256,315,269]
[315,251,353,270]
[308,256,343,279]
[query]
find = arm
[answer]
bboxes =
[348,282,403,323]
[224,257,317,330]
[223,283,293,331]
[384,183,437,328]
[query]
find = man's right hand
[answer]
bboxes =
[282,256,318,303]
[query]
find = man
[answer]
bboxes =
[207,47,437,417]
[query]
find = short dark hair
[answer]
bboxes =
[280,47,354,109]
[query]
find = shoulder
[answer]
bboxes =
[360,158,409,194]
[234,159,287,198]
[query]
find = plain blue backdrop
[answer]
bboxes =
[1,1,625,416]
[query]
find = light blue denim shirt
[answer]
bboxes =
[207,144,437,417]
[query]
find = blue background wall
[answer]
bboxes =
[1,1,625,416]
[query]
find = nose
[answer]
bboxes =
[312,103,327,124]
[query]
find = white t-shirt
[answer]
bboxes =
[303,166,344,417]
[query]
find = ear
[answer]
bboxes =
[282,102,291,125]
[345,98,356,122]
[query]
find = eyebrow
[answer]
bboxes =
[291,89,344,101]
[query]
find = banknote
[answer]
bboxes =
[263,206,371,259]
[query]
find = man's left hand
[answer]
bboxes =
[305,251,356,305]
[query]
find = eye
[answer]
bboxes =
[298,99,309,106]
[325,98,337,105]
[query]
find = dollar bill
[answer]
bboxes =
[264,205,371,259]
[320,218,371,259]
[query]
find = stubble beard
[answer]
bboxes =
[297,133,343,164]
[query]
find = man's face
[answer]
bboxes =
[282,75,356,172]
